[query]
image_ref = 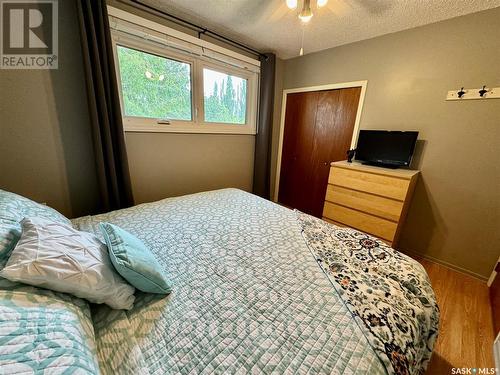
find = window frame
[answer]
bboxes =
[111,32,259,135]
[199,61,256,128]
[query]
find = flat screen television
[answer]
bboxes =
[355,130,418,168]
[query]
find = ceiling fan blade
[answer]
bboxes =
[268,2,294,22]
[323,0,352,17]
[350,0,394,15]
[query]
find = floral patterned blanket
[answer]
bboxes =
[296,211,439,375]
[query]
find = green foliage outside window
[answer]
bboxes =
[117,45,192,120]
[204,69,247,125]
[117,45,248,125]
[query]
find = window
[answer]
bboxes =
[111,32,259,135]
[116,45,192,121]
[203,68,247,125]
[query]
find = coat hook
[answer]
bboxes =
[479,85,488,97]
[457,87,466,98]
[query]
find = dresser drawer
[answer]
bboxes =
[325,184,403,222]
[322,216,346,227]
[328,166,410,201]
[322,215,393,246]
[323,201,398,241]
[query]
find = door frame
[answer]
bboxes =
[273,80,368,202]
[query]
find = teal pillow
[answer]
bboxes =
[99,222,171,294]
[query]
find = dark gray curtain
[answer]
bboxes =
[77,0,134,212]
[252,53,276,198]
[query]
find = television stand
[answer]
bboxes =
[361,161,400,169]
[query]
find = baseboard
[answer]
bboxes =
[487,257,499,287]
[399,248,488,282]
[495,332,500,370]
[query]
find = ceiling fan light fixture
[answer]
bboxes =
[299,0,313,23]
[286,0,297,9]
[317,0,328,7]
[298,10,313,23]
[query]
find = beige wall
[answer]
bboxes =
[0,0,99,218]
[108,0,257,204]
[126,131,255,204]
[125,133,254,203]
[277,8,500,278]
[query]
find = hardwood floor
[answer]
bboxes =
[417,258,495,374]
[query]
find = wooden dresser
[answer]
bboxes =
[322,161,419,248]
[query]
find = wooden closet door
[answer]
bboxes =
[278,87,362,217]
[308,87,361,216]
[278,91,319,213]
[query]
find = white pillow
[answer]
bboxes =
[0,217,135,310]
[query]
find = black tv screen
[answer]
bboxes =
[355,130,418,167]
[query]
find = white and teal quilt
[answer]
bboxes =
[0,283,99,374]
[0,188,438,374]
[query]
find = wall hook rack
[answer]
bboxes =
[446,85,500,101]
[479,85,488,97]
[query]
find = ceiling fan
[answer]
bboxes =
[286,0,328,23]
[284,0,329,56]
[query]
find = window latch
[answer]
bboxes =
[157,119,171,125]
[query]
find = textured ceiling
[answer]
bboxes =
[138,0,500,59]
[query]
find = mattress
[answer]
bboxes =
[72,188,437,374]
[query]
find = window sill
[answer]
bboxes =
[123,124,256,135]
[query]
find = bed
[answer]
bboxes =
[0,188,439,374]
